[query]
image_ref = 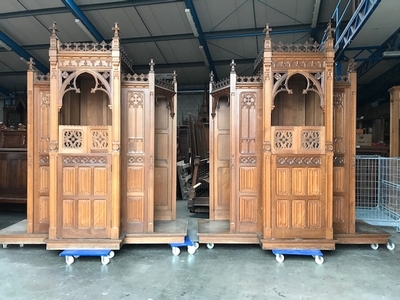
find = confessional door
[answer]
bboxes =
[57,152,112,239]
[270,131,326,239]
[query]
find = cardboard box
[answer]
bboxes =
[356,128,364,134]
[356,134,372,146]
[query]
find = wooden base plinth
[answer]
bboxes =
[334,220,391,245]
[258,236,336,250]
[45,238,124,250]
[197,220,259,244]
[0,219,47,245]
[123,219,188,244]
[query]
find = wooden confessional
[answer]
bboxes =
[198,24,391,250]
[0,23,185,249]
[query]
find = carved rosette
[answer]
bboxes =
[242,93,256,109]
[263,142,271,153]
[325,143,334,152]
[39,155,50,165]
[112,142,120,152]
[49,141,58,152]
[128,92,144,108]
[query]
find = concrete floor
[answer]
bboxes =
[0,201,399,300]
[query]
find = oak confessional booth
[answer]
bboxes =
[198,24,391,250]
[0,23,185,250]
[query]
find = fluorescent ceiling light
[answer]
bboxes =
[185,8,199,37]
[0,40,11,51]
[382,51,400,57]
[75,18,98,43]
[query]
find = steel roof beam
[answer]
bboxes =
[184,0,217,79]
[310,0,321,41]
[0,0,183,20]
[320,0,380,61]
[0,31,48,74]
[62,0,104,42]
[335,0,381,61]
[357,26,400,78]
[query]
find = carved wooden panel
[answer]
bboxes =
[239,167,257,192]
[333,196,345,223]
[127,167,144,192]
[58,154,111,238]
[154,97,174,220]
[234,90,261,233]
[127,197,144,223]
[332,82,356,234]
[127,91,145,153]
[210,97,230,220]
[272,126,325,154]
[239,197,257,222]
[58,126,111,153]
[272,155,325,239]
[121,87,150,233]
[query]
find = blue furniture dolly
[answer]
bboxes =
[169,236,199,256]
[59,249,115,265]
[272,249,324,265]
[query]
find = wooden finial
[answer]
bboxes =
[325,21,334,39]
[230,59,236,72]
[209,71,214,82]
[149,59,155,71]
[112,22,120,37]
[28,57,35,71]
[50,22,58,36]
[173,70,177,82]
[263,23,272,37]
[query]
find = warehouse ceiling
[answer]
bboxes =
[0,0,400,107]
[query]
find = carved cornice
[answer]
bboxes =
[237,76,262,84]
[272,41,321,53]
[122,73,149,83]
[59,41,112,52]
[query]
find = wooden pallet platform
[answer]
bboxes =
[0,219,47,245]
[123,219,188,244]
[334,220,391,245]
[197,220,259,244]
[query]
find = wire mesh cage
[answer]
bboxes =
[356,155,400,231]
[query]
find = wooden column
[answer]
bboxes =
[111,23,121,239]
[323,26,335,240]
[262,26,273,239]
[48,24,59,239]
[389,85,400,157]
[26,60,34,234]
[229,60,237,232]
